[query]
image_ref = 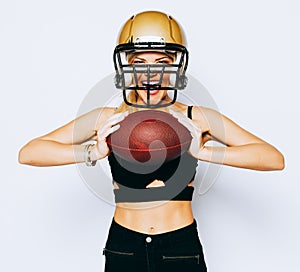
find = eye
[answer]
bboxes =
[157,59,172,64]
[132,60,144,64]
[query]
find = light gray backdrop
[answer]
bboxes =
[1,0,298,271]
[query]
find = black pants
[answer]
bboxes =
[103,218,207,272]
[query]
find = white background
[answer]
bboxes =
[1,0,299,271]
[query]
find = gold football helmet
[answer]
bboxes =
[113,11,189,108]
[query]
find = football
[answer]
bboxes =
[106,110,192,164]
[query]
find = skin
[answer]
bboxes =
[18,52,285,234]
[128,51,174,107]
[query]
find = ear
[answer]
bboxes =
[179,75,188,89]
[114,73,121,88]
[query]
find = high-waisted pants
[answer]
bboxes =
[102,218,207,272]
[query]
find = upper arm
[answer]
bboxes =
[37,107,115,144]
[193,107,266,146]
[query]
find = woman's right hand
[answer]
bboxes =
[90,111,129,160]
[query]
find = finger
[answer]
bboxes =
[169,109,185,119]
[170,109,201,134]
[106,111,129,125]
[169,109,194,125]
[183,122,201,139]
[97,124,121,140]
[98,111,128,135]
[101,112,128,131]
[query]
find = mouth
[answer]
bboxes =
[142,81,161,90]
[144,90,160,95]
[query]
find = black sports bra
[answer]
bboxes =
[108,106,198,202]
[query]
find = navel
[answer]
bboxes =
[148,226,155,233]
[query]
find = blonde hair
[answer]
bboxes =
[114,90,139,113]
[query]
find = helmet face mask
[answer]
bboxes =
[113,11,189,108]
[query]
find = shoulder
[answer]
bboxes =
[188,106,223,132]
[78,107,117,128]
[172,103,222,133]
[192,106,223,121]
[173,103,220,119]
[91,107,117,118]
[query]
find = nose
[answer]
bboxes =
[142,65,162,82]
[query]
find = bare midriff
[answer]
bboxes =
[114,199,194,234]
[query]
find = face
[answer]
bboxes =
[128,52,175,106]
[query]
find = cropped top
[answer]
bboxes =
[108,106,198,203]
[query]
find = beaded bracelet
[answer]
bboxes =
[84,144,97,167]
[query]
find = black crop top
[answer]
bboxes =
[108,106,198,202]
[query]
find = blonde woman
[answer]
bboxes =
[19,11,284,272]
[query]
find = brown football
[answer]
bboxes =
[106,110,192,164]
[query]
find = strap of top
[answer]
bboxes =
[187,105,193,119]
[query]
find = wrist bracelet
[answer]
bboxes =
[84,144,97,167]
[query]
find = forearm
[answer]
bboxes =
[198,143,285,171]
[18,139,87,166]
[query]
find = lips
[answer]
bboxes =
[145,90,160,95]
[141,81,162,95]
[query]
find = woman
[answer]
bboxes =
[18,11,284,272]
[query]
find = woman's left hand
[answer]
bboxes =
[169,109,203,159]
